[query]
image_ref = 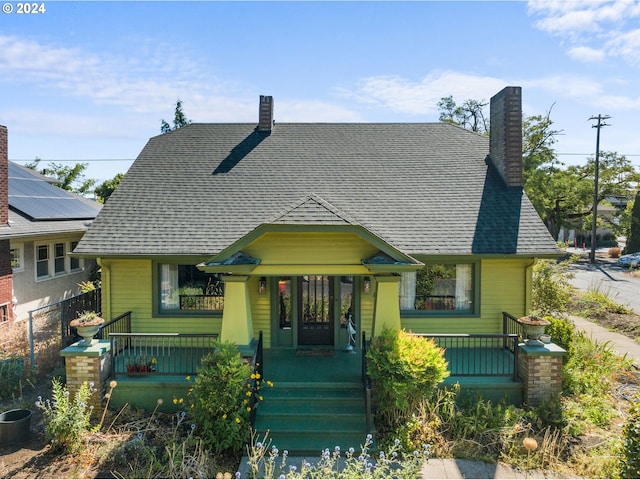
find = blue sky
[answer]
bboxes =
[1,0,639,184]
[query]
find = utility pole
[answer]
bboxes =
[589,114,610,264]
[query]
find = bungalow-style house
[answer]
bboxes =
[70,87,562,452]
[0,126,101,330]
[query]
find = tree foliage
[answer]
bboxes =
[94,173,124,203]
[437,96,488,134]
[25,158,96,195]
[625,191,640,254]
[161,99,192,133]
[437,96,640,240]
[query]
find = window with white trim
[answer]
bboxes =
[10,244,24,271]
[399,264,475,313]
[35,240,85,280]
[54,243,66,275]
[36,244,50,279]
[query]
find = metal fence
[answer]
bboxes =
[26,289,101,376]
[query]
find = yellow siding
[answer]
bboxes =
[245,232,378,275]
[250,277,272,347]
[401,258,530,334]
[106,258,222,334]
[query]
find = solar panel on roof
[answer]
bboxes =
[8,163,100,221]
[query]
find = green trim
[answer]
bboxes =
[151,261,223,318]
[399,260,481,317]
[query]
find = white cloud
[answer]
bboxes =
[567,46,606,62]
[344,71,506,116]
[527,0,640,65]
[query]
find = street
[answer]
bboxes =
[567,250,640,315]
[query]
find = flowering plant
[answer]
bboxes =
[36,378,96,453]
[70,310,104,326]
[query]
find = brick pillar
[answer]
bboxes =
[518,343,566,406]
[61,341,112,410]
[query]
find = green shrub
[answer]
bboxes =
[36,378,96,453]
[366,328,449,432]
[188,340,255,454]
[620,395,640,478]
[544,316,575,359]
[0,356,25,402]
[531,256,577,317]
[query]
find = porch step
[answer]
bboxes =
[253,381,370,456]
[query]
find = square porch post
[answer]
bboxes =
[372,275,402,337]
[220,275,254,347]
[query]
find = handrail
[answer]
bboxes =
[411,333,520,381]
[361,331,373,433]
[250,331,263,426]
[109,332,218,378]
[97,310,132,340]
[502,311,524,345]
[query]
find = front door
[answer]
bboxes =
[298,275,334,345]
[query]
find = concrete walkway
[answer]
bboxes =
[569,315,640,369]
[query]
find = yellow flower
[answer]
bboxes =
[243,399,248,405]
[246,407,251,412]
[250,374,256,379]
[255,373,261,379]
[259,396,263,401]
[235,417,241,424]
[185,375,191,381]
[222,414,227,419]
[173,398,178,405]
[246,391,252,396]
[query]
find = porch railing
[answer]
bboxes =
[97,310,132,341]
[503,311,524,349]
[412,333,520,381]
[361,331,373,433]
[109,333,218,378]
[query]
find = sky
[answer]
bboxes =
[1,0,640,185]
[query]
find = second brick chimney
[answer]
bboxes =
[489,86,523,188]
[257,95,274,133]
[0,125,8,226]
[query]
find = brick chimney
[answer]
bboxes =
[489,86,523,188]
[257,95,274,133]
[0,124,13,324]
[0,125,8,226]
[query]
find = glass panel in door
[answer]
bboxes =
[298,275,334,345]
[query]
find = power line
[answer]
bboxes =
[9,158,135,163]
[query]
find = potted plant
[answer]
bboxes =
[69,311,104,346]
[517,314,551,346]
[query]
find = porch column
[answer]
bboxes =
[372,275,401,337]
[518,343,566,406]
[220,275,254,347]
[60,341,112,410]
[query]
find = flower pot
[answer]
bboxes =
[73,324,102,346]
[0,409,32,445]
[539,334,552,344]
[517,316,551,346]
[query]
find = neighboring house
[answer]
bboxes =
[73,87,559,350]
[0,125,102,326]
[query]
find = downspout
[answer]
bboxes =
[525,258,537,316]
[97,258,111,321]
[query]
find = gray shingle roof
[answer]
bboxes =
[74,122,559,257]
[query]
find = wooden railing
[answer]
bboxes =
[411,333,520,381]
[109,333,218,378]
